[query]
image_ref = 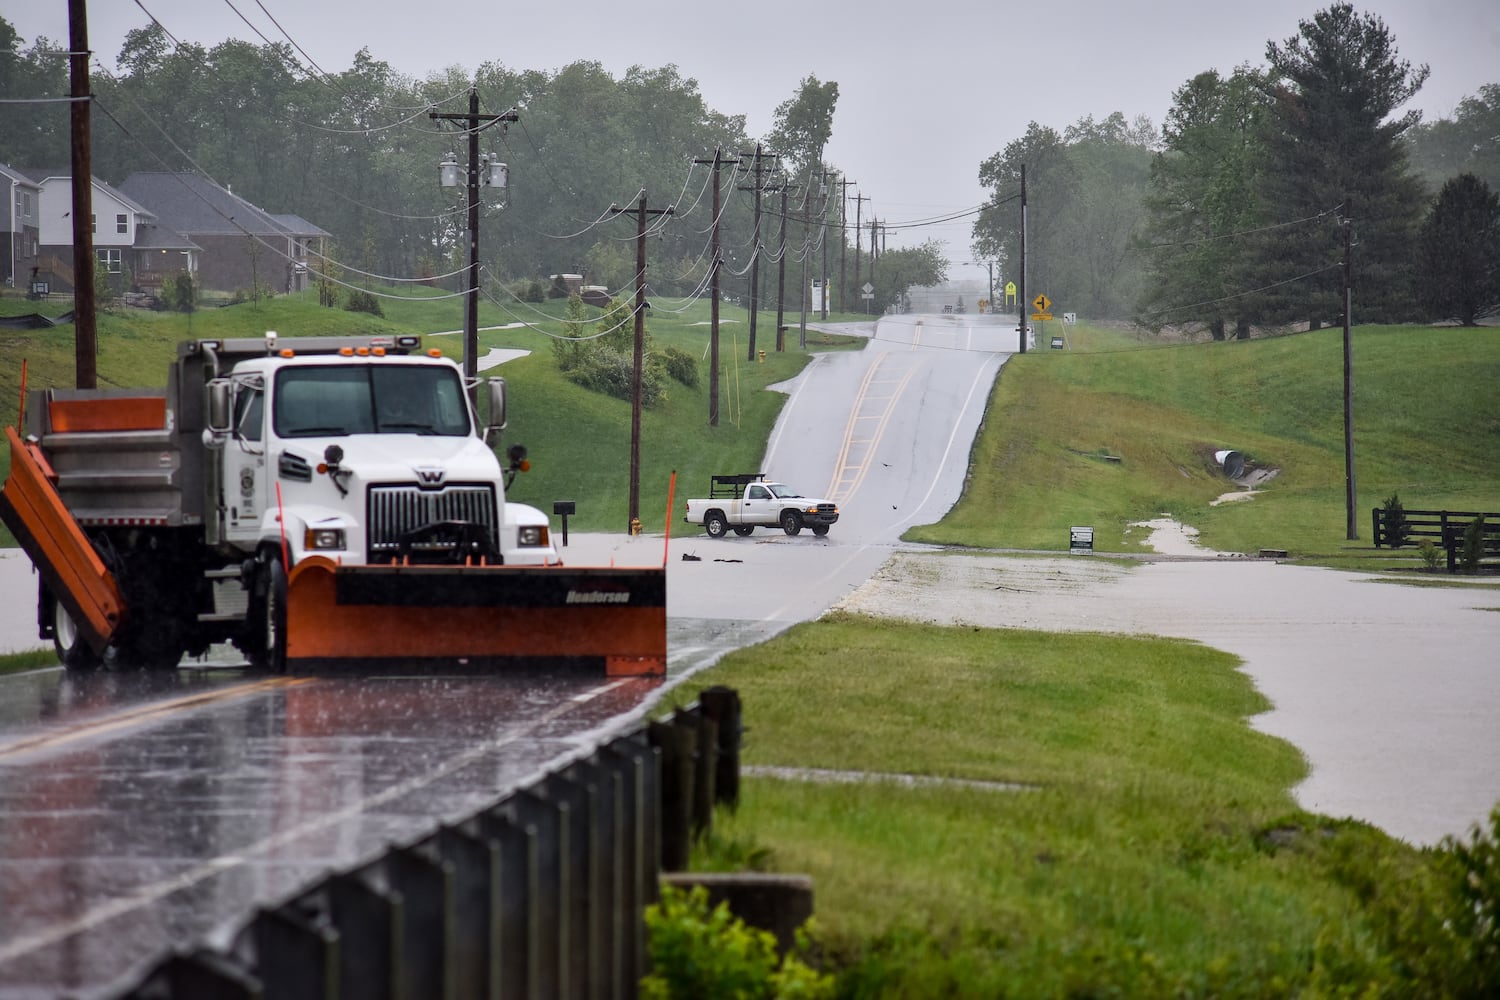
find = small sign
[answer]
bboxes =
[1032,311,1052,322]
[862,282,875,294]
[1032,293,1051,313]
[1070,525,1094,553]
[1063,312,1077,324]
[1050,336,1064,349]
[861,292,874,299]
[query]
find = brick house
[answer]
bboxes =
[119,172,329,295]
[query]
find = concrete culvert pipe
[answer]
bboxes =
[1215,449,1245,479]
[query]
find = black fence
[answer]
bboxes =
[1371,507,1500,572]
[120,686,743,1000]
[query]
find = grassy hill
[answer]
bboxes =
[911,322,1500,568]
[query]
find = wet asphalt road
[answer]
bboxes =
[0,316,1013,996]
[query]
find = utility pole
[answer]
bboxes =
[774,178,798,351]
[820,169,833,320]
[1018,164,1028,354]
[869,217,879,314]
[693,148,738,426]
[1342,202,1357,540]
[837,176,855,312]
[429,90,517,384]
[607,195,672,534]
[738,144,776,362]
[68,0,96,389]
[852,193,869,314]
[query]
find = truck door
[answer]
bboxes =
[743,483,769,523]
[222,383,267,546]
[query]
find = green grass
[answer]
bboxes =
[0,648,57,675]
[910,323,1500,568]
[682,613,1459,995]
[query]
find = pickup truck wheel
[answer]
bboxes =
[811,524,830,537]
[780,510,803,536]
[704,512,729,539]
[51,596,103,672]
[732,525,755,537]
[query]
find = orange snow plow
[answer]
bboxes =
[283,556,667,676]
[0,426,125,657]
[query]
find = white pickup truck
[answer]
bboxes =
[683,473,839,538]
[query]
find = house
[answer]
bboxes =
[119,172,330,294]
[1,164,43,292]
[15,166,199,296]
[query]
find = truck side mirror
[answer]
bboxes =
[206,380,231,434]
[485,378,507,434]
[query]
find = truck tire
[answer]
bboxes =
[780,510,803,536]
[253,557,289,674]
[811,524,830,537]
[732,525,755,537]
[704,512,729,539]
[51,597,103,672]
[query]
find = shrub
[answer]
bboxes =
[1459,515,1488,574]
[1381,492,1410,547]
[162,273,196,313]
[344,289,384,317]
[661,346,700,388]
[1417,539,1441,571]
[525,279,546,303]
[641,884,833,1000]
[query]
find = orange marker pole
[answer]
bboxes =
[662,470,677,567]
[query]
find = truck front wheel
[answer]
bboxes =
[781,510,803,536]
[704,512,729,539]
[248,556,288,673]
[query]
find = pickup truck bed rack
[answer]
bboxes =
[709,473,767,500]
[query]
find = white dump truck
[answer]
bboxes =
[683,472,839,538]
[1,333,666,675]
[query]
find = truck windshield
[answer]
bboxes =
[765,483,804,498]
[274,365,471,438]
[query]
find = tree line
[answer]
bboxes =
[0,17,942,316]
[971,3,1500,332]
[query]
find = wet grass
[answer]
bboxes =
[682,612,1442,994]
[909,323,1500,569]
[0,648,57,675]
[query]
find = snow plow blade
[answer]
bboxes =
[284,556,667,676]
[0,426,125,655]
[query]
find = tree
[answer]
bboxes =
[1416,173,1500,326]
[1138,68,1269,339]
[766,75,839,181]
[1406,84,1500,196]
[869,240,947,314]
[1248,3,1429,327]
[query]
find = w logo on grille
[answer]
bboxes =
[414,466,446,486]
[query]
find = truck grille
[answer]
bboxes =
[367,483,498,555]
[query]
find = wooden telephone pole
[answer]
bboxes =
[608,195,672,532]
[68,0,96,388]
[693,149,740,426]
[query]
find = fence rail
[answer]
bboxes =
[1371,507,1500,572]
[118,685,743,1000]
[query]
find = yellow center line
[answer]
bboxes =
[0,677,314,759]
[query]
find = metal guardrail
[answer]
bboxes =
[118,686,743,1000]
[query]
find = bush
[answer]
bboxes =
[525,279,546,303]
[162,273,196,313]
[1381,492,1410,547]
[661,346,700,388]
[1459,515,1488,574]
[641,884,833,1000]
[563,346,664,407]
[344,289,384,317]
[1418,538,1441,571]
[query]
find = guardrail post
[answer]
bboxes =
[495,792,565,998]
[691,708,719,836]
[123,950,260,999]
[601,738,655,994]
[475,811,539,1000]
[541,772,595,999]
[700,686,743,810]
[328,871,401,999]
[433,824,501,1000]
[247,903,339,1000]
[389,844,456,1000]
[648,716,697,871]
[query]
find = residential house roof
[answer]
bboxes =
[269,213,330,240]
[119,172,326,240]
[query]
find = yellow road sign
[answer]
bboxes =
[1032,293,1051,313]
[1032,312,1052,322]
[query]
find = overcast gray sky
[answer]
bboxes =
[10,0,1497,283]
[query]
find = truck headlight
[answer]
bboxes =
[517,525,550,547]
[305,528,346,550]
